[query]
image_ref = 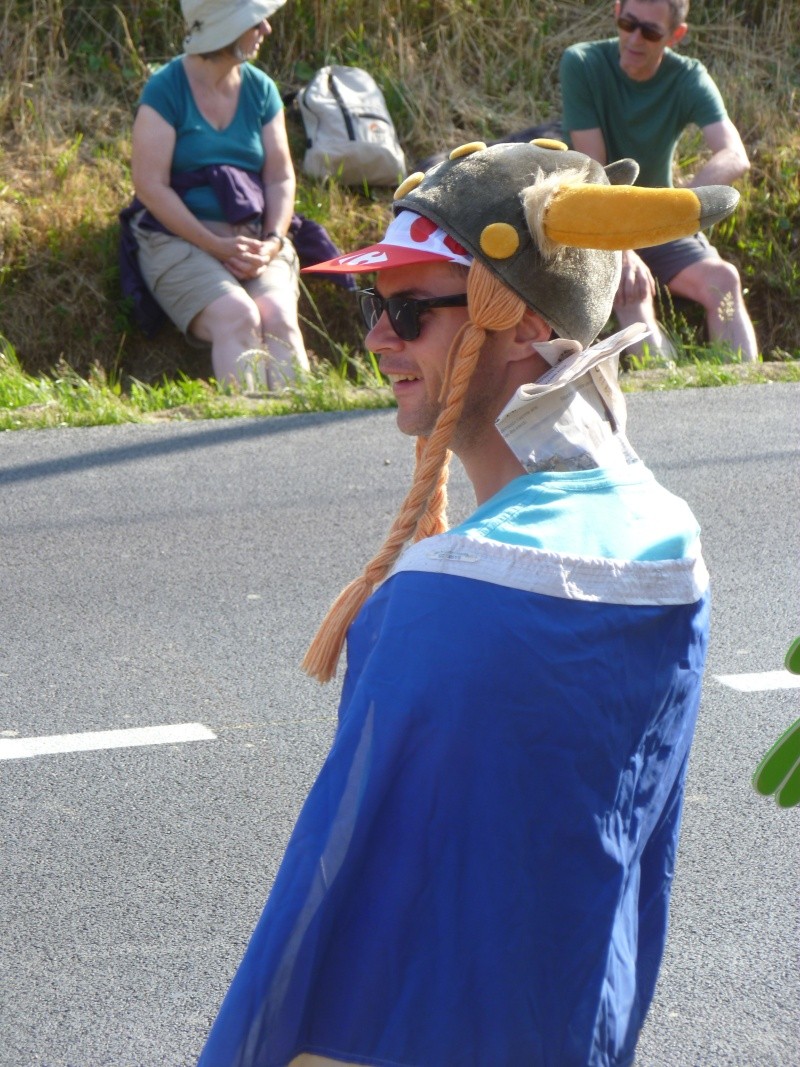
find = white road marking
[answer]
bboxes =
[715,670,800,692]
[0,722,216,761]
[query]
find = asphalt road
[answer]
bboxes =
[1,382,798,1067]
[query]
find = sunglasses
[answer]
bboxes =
[357,288,468,341]
[616,13,666,41]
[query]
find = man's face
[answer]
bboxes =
[366,260,522,451]
[614,0,687,81]
[365,262,471,439]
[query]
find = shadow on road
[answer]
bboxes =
[0,408,386,487]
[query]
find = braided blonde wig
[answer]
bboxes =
[302,260,527,682]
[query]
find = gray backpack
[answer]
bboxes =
[299,65,407,187]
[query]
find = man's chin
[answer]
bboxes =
[394,404,439,439]
[396,415,429,438]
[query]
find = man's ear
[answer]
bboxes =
[669,22,688,45]
[507,308,552,364]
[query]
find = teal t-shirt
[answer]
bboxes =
[138,57,283,219]
[559,39,727,187]
[450,463,700,562]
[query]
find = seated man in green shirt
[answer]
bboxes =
[560,0,758,362]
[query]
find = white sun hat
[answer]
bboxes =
[181,0,287,55]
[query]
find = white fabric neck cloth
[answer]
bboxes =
[496,323,650,473]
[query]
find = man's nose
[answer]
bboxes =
[368,316,402,356]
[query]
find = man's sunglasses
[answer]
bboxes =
[616,14,666,41]
[357,288,468,341]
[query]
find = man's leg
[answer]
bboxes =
[612,287,678,362]
[667,255,758,362]
[613,248,677,362]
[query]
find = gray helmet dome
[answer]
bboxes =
[392,140,626,348]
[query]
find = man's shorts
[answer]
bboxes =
[637,231,716,287]
[131,214,300,340]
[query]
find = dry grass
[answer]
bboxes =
[0,0,798,379]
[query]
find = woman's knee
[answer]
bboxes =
[191,290,261,342]
[255,291,300,333]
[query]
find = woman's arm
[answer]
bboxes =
[260,108,297,246]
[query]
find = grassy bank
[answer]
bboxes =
[0,334,393,431]
[3,329,797,432]
[0,0,798,393]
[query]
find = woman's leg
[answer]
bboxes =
[189,289,263,387]
[253,290,310,389]
[133,223,269,387]
[248,244,310,389]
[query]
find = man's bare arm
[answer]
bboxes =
[687,118,750,187]
[567,127,608,166]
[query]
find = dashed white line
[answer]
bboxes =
[0,722,217,761]
[715,671,800,693]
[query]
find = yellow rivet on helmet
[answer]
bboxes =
[393,172,425,200]
[530,138,568,152]
[449,141,488,160]
[479,222,520,259]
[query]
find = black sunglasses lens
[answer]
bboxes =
[617,14,662,41]
[358,291,420,340]
[358,291,380,331]
[388,300,418,341]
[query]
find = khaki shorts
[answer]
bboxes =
[131,213,300,340]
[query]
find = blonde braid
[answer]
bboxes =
[302,262,526,682]
[413,435,450,541]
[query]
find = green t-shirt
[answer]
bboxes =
[138,56,282,219]
[559,39,727,187]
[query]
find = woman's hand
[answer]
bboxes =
[213,234,280,279]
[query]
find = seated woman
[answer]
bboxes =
[129,0,309,389]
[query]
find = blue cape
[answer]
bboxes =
[199,471,709,1067]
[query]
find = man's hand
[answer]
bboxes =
[614,250,656,307]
